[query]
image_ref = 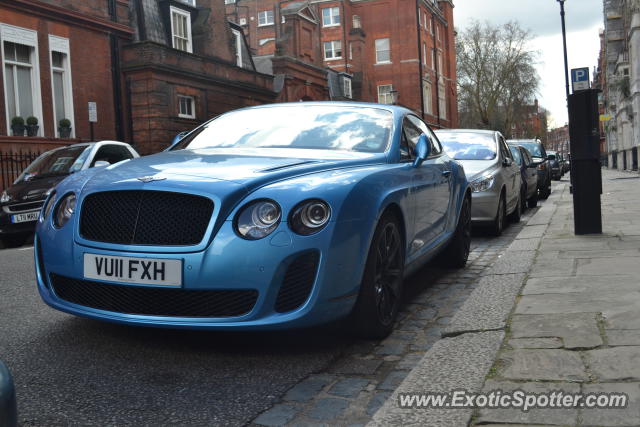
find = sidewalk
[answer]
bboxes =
[371,169,640,426]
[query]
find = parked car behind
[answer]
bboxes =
[0,141,138,247]
[508,144,538,209]
[547,150,562,181]
[35,102,472,339]
[507,139,552,199]
[436,129,521,236]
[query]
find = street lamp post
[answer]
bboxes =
[557,0,570,102]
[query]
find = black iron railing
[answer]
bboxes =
[0,151,40,192]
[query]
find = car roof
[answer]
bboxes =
[227,101,411,116]
[508,139,541,143]
[434,129,498,135]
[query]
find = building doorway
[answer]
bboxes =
[612,151,618,169]
[623,150,627,170]
[632,147,638,171]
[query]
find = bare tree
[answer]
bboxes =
[456,20,540,137]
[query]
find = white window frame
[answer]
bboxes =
[323,40,342,60]
[178,95,195,119]
[224,0,235,4]
[259,38,275,46]
[423,80,432,115]
[422,42,426,65]
[438,79,446,119]
[239,18,247,26]
[375,38,391,64]
[170,6,193,53]
[258,10,274,26]
[231,29,243,67]
[343,76,352,99]
[1,24,44,136]
[322,7,340,27]
[179,0,196,5]
[49,35,75,138]
[377,84,393,105]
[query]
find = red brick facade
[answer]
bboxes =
[226,0,459,128]
[0,0,132,153]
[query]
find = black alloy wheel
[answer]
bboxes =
[490,195,506,236]
[352,212,405,339]
[509,189,522,223]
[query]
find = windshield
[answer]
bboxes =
[436,132,497,160]
[19,145,88,181]
[515,142,544,158]
[174,105,393,153]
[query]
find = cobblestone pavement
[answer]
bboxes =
[251,205,541,426]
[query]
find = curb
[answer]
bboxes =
[368,184,566,426]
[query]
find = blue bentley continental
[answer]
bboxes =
[35,103,471,338]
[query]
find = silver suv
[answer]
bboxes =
[435,129,522,236]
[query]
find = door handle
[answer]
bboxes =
[442,170,451,178]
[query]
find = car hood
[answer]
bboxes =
[454,160,499,181]
[3,175,67,203]
[82,147,386,191]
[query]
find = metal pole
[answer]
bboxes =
[559,0,570,101]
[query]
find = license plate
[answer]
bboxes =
[83,254,182,286]
[11,211,40,223]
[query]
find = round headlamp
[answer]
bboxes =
[289,199,331,235]
[54,193,77,228]
[235,199,281,240]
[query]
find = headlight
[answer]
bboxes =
[289,199,331,235]
[0,191,11,204]
[470,176,495,193]
[235,199,281,240]
[40,191,56,222]
[54,193,77,228]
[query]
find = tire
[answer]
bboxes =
[490,194,506,236]
[520,185,528,213]
[442,194,471,269]
[527,189,538,208]
[540,178,551,199]
[508,188,522,223]
[351,212,405,339]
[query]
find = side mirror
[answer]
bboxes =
[502,157,513,167]
[93,160,110,168]
[166,131,189,151]
[413,134,431,168]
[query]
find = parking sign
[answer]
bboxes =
[571,68,590,92]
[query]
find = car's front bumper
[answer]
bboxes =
[0,204,41,237]
[35,219,367,330]
[470,188,500,223]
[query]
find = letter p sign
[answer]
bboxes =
[571,67,590,92]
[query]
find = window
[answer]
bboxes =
[377,84,394,104]
[258,10,274,26]
[49,35,75,138]
[231,29,243,67]
[438,79,446,119]
[259,38,275,46]
[178,95,195,119]
[423,81,432,115]
[170,7,192,52]
[179,0,196,5]
[323,40,342,60]
[322,7,340,26]
[422,42,427,65]
[375,38,390,64]
[408,115,442,155]
[436,25,441,41]
[2,25,43,136]
[225,0,235,4]
[91,144,134,167]
[239,18,247,26]
[343,76,352,99]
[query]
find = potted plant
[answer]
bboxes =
[25,116,39,137]
[10,117,25,136]
[58,118,72,138]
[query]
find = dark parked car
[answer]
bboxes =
[508,144,538,209]
[507,139,552,199]
[0,141,138,247]
[547,150,562,181]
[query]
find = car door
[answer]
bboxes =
[521,148,537,195]
[498,135,519,213]
[401,116,439,258]
[408,115,452,239]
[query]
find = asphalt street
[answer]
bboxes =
[0,204,541,426]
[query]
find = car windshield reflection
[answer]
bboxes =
[437,132,497,160]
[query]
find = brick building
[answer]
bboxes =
[510,99,548,143]
[0,0,132,154]
[547,125,569,157]
[225,0,458,129]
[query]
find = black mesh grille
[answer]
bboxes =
[275,252,319,313]
[80,190,214,245]
[49,274,258,317]
[7,201,44,212]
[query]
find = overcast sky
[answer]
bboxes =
[453,0,604,128]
